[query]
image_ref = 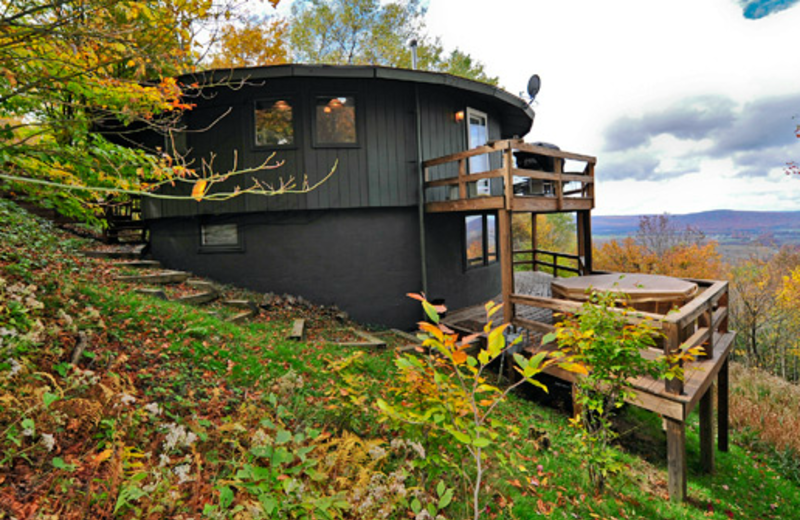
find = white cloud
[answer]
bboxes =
[425,0,800,214]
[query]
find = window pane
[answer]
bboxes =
[465,215,484,267]
[468,112,489,174]
[201,224,238,246]
[486,215,497,263]
[316,96,356,144]
[255,99,293,146]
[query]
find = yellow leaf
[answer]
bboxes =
[192,180,207,201]
[95,449,113,464]
[561,362,589,375]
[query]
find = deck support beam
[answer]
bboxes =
[499,208,514,324]
[666,417,687,502]
[718,358,730,452]
[700,384,715,473]
[531,213,537,272]
[576,210,592,274]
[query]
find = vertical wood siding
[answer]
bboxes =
[147,77,515,219]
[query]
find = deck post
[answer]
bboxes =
[718,357,730,452]
[499,208,514,325]
[458,159,467,200]
[554,154,564,211]
[500,146,515,325]
[531,213,537,272]
[576,210,592,274]
[666,417,687,501]
[699,384,715,473]
[664,322,685,396]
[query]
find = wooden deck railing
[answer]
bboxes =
[508,277,730,404]
[512,248,584,277]
[422,139,596,213]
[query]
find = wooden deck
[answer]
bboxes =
[444,274,732,419]
[442,271,734,501]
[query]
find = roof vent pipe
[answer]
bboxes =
[409,39,418,70]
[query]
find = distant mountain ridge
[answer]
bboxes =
[592,210,800,243]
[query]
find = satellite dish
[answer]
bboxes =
[526,74,541,103]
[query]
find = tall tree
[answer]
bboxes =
[207,2,288,70]
[287,0,497,84]
[0,0,284,223]
[730,247,800,380]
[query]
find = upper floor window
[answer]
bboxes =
[315,96,357,146]
[255,98,294,147]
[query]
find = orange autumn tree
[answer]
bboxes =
[731,246,800,380]
[208,7,289,69]
[594,215,724,279]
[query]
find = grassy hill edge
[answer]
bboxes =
[1,197,798,519]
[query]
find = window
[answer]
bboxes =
[465,214,497,268]
[315,96,357,145]
[200,223,240,250]
[466,108,490,196]
[255,98,294,147]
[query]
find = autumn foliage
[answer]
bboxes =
[593,215,724,279]
[594,236,724,279]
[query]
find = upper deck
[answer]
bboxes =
[422,138,596,214]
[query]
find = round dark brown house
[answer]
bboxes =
[136,64,539,328]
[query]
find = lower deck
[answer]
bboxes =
[441,271,734,423]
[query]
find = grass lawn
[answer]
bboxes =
[1,197,799,519]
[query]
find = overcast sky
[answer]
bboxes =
[423,0,800,215]
[271,0,800,215]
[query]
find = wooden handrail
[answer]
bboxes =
[422,139,597,214]
[513,248,583,276]
[422,141,508,168]
[424,168,505,188]
[509,168,594,184]
[514,248,580,260]
[512,141,597,163]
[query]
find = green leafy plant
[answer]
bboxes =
[543,290,699,493]
[378,294,582,520]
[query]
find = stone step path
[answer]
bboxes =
[82,249,143,260]
[117,260,161,269]
[115,270,191,284]
[222,300,260,323]
[175,281,219,305]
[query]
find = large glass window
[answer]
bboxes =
[315,96,356,145]
[465,214,498,268]
[255,99,293,147]
[466,215,484,267]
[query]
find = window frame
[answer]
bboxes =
[463,213,498,270]
[311,94,360,149]
[198,221,244,253]
[252,97,297,150]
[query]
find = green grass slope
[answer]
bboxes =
[1,198,798,519]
